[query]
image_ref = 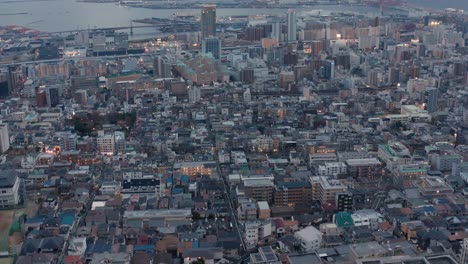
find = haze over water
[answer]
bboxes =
[0,0,466,34]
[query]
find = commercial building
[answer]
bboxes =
[201,5,216,38]
[287,9,297,41]
[424,87,439,113]
[0,122,10,153]
[202,37,221,60]
[96,134,115,155]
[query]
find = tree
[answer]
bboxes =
[192,211,201,221]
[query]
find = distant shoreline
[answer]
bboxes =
[0,12,28,15]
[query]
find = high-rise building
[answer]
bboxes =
[0,122,10,153]
[0,72,8,98]
[322,60,335,80]
[47,86,60,107]
[201,5,216,38]
[154,56,172,78]
[245,26,265,41]
[188,86,201,103]
[271,17,281,42]
[424,87,438,113]
[287,9,297,41]
[202,37,221,60]
[7,66,18,95]
[36,88,48,107]
[240,69,255,84]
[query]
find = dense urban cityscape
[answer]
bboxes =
[0,0,468,263]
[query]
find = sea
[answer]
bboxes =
[0,0,466,39]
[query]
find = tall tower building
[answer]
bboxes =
[287,9,297,41]
[424,87,438,113]
[202,37,221,60]
[0,122,10,153]
[323,60,335,80]
[46,86,60,108]
[201,5,216,39]
[271,17,281,42]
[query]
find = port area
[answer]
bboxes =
[133,17,200,33]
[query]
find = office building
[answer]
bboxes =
[46,86,60,107]
[424,87,438,113]
[0,72,9,98]
[287,9,297,41]
[322,60,335,80]
[7,66,18,95]
[240,69,255,84]
[245,26,265,41]
[188,86,201,103]
[0,122,10,153]
[271,18,281,42]
[201,5,216,38]
[202,37,221,60]
[97,132,115,155]
[154,55,172,78]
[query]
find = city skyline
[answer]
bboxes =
[0,0,467,264]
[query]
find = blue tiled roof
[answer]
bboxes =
[60,215,74,226]
[134,244,155,253]
[181,175,190,183]
[172,187,184,194]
